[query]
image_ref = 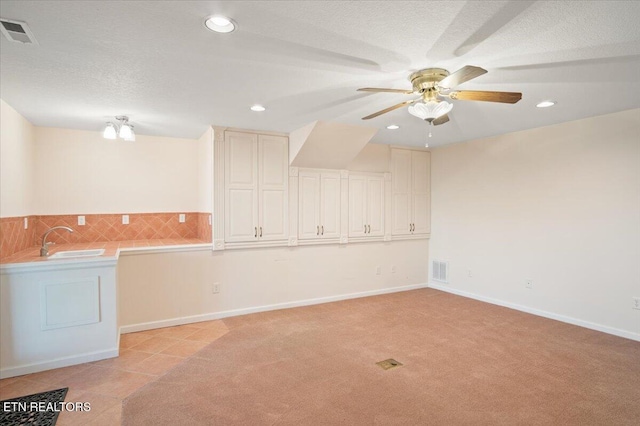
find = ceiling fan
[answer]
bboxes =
[357,66,522,126]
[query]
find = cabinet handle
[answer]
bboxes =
[412,223,415,232]
[317,226,320,236]
[409,223,412,232]
[260,227,263,237]
[367,224,370,234]
[364,224,367,233]
[255,227,257,238]
[321,225,324,235]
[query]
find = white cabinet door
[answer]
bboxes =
[367,175,385,237]
[258,135,288,241]
[349,173,385,238]
[391,149,431,236]
[225,132,259,242]
[298,171,321,240]
[320,172,341,239]
[391,149,412,235]
[411,150,430,234]
[348,175,367,237]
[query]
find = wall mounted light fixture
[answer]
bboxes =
[103,116,135,141]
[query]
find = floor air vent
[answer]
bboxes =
[0,19,38,44]
[432,260,449,283]
[376,359,402,370]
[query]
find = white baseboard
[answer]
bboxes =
[428,282,640,342]
[121,283,429,334]
[0,347,119,379]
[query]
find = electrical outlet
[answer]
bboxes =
[467,269,473,278]
[212,282,220,294]
[376,266,381,275]
[633,297,640,310]
[179,214,186,223]
[122,214,129,225]
[525,279,533,289]
[208,214,212,225]
[23,217,28,229]
[78,216,85,226]
[391,265,397,274]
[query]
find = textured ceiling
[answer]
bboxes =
[1,1,639,147]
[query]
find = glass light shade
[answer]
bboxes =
[103,123,117,139]
[124,126,136,141]
[119,123,133,140]
[408,101,453,121]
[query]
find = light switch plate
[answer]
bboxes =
[24,217,28,229]
[122,215,129,225]
[179,214,186,223]
[78,216,86,226]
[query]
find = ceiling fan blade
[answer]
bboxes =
[438,65,487,89]
[362,98,419,120]
[357,87,414,94]
[432,114,450,126]
[448,90,522,104]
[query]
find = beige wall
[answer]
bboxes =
[0,100,35,217]
[33,127,201,215]
[118,240,429,328]
[430,108,640,337]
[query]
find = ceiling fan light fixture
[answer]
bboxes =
[536,100,556,108]
[103,122,117,139]
[205,15,237,33]
[408,100,453,121]
[386,125,399,130]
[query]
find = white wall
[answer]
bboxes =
[0,99,35,217]
[33,127,201,214]
[197,126,213,212]
[429,108,640,338]
[118,240,429,329]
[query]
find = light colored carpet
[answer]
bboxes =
[122,289,640,425]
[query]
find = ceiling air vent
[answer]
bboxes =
[0,18,38,44]
[432,260,449,283]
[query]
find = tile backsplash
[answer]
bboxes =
[0,212,212,259]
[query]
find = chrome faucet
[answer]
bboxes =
[40,226,74,256]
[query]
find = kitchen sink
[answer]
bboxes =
[48,249,105,259]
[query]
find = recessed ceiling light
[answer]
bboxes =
[536,100,556,108]
[386,125,400,130]
[250,105,266,112]
[204,15,237,33]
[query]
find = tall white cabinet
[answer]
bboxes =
[348,173,385,238]
[224,131,288,243]
[298,170,341,240]
[390,148,430,236]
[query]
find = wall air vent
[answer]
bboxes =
[432,260,449,283]
[0,18,38,44]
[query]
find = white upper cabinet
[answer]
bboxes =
[391,148,430,236]
[298,170,341,240]
[348,173,385,238]
[225,131,288,243]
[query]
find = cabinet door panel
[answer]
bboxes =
[225,132,258,242]
[391,149,412,235]
[226,189,258,241]
[298,173,320,240]
[261,190,287,240]
[320,173,341,238]
[411,151,430,234]
[367,176,385,236]
[258,135,288,241]
[348,176,367,237]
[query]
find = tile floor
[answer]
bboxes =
[0,320,229,425]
